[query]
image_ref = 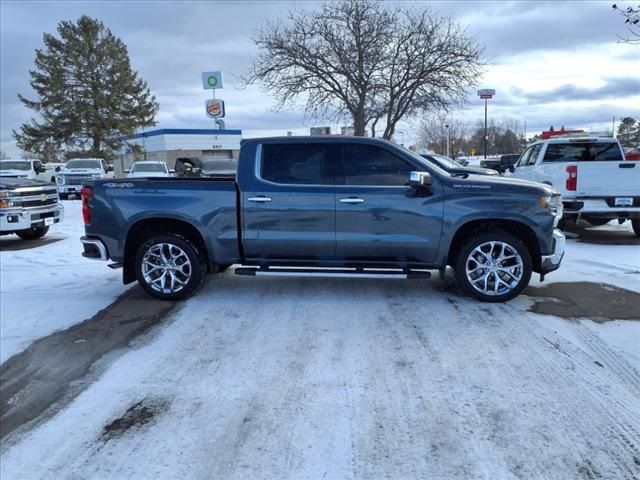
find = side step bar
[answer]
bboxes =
[234,267,431,279]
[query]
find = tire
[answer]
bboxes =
[454,231,532,302]
[16,225,49,240]
[632,219,640,238]
[59,193,68,200]
[135,234,205,300]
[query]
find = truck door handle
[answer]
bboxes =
[340,197,364,204]
[248,196,272,203]
[619,163,635,169]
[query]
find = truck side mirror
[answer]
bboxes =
[107,165,114,172]
[55,166,61,172]
[408,171,432,195]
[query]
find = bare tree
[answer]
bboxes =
[612,3,640,44]
[418,112,469,155]
[246,0,484,139]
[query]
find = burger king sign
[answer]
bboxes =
[205,99,225,118]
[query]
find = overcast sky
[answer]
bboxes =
[1,0,639,156]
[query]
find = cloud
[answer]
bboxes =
[518,77,640,104]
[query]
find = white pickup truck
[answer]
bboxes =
[0,159,57,183]
[56,158,113,199]
[507,136,640,235]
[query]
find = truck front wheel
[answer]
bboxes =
[16,225,49,240]
[135,234,205,300]
[454,231,532,302]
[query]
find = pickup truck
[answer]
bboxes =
[1,177,64,239]
[56,158,113,199]
[506,136,640,235]
[0,159,55,183]
[80,136,565,302]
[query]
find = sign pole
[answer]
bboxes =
[484,97,488,159]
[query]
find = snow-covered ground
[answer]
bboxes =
[0,201,129,363]
[1,208,639,479]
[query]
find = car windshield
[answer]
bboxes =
[0,161,30,170]
[429,154,462,170]
[406,151,451,176]
[132,163,165,172]
[66,159,102,169]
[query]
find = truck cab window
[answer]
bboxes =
[261,144,330,185]
[341,144,413,186]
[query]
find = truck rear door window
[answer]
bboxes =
[261,144,331,185]
[543,142,623,162]
[341,144,413,186]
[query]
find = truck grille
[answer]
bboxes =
[63,175,93,185]
[3,186,60,209]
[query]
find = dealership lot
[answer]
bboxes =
[1,201,639,479]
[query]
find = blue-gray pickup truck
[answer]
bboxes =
[80,136,565,302]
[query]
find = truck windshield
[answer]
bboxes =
[0,161,30,170]
[543,142,623,162]
[132,163,165,172]
[66,160,102,169]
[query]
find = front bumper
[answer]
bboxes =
[58,185,84,195]
[541,229,565,275]
[0,203,64,232]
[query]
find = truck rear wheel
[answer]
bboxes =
[135,234,205,300]
[16,225,49,240]
[454,231,532,302]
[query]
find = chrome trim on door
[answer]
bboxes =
[248,196,272,203]
[339,198,364,204]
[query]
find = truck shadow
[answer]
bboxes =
[0,236,64,251]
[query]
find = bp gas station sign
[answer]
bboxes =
[202,71,224,89]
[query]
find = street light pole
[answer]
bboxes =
[445,123,450,157]
[477,88,495,159]
[483,98,488,159]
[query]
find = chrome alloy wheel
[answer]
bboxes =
[141,243,193,294]
[465,241,524,296]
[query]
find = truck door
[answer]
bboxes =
[242,143,336,260]
[335,143,443,264]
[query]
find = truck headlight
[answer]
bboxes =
[0,200,13,208]
[57,176,65,185]
[540,194,563,226]
[0,191,12,198]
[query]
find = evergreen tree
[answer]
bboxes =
[617,117,640,147]
[13,16,158,160]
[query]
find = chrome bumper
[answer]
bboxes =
[80,236,108,261]
[541,229,565,274]
[0,204,64,232]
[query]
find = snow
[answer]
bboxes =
[1,206,639,478]
[0,200,129,363]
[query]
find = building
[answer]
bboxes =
[310,126,331,135]
[118,128,242,175]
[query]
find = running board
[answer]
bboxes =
[234,267,431,279]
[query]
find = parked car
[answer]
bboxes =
[505,136,639,234]
[481,154,520,172]
[201,159,237,177]
[0,159,56,183]
[126,161,172,178]
[56,158,113,199]
[419,153,499,176]
[81,136,564,303]
[0,177,64,239]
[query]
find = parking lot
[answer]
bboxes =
[1,201,639,479]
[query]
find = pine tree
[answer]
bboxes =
[617,117,640,147]
[13,16,159,160]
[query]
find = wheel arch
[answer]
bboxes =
[447,219,542,273]
[123,217,210,284]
